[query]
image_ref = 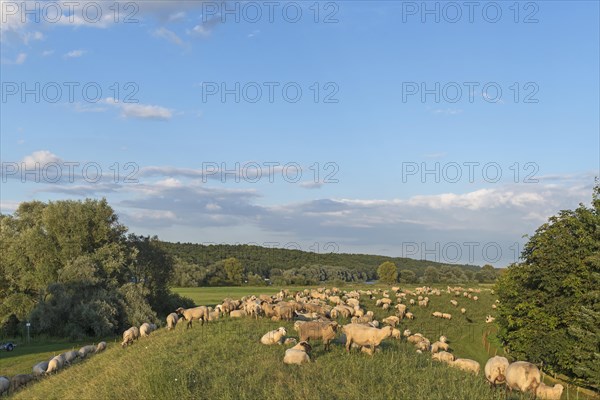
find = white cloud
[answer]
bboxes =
[153,27,184,46]
[299,181,324,189]
[103,97,173,120]
[15,52,27,64]
[22,150,63,167]
[64,49,86,58]
[42,50,55,57]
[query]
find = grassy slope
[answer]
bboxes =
[8,285,598,400]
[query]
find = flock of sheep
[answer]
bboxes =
[1,285,567,399]
[0,341,106,396]
[170,285,565,399]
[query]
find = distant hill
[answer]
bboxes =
[158,241,491,285]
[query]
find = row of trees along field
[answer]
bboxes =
[159,242,493,287]
[496,185,600,390]
[0,199,194,339]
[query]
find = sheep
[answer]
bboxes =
[430,341,449,353]
[207,308,220,321]
[405,312,414,320]
[121,327,137,348]
[403,329,412,337]
[32,361,49,376]
[273,305,293,321]
[78,345,96,358]
[415,339,431,352]
[450,358,480,375]
[10,374,33,391]
[382,303,390,310]
[46,354,65,373]
[140,322,157,337]
[297,321,339,351]
[96,341,107,353]
[176,306,209,328]
[166,312,179,330]
[407,333,425,344]
[260,327,287,345]
[460,308,466,314]
[432,351,454,364]
[0,377,9,396]
[294,311,318,321]
[283,341,312,365]
[230,309,247,318]
[63,350,79,364]
[284,338,297,345]
[343,323,393,353]
[473,296,478,301]
[536,383,564,400]
[450,299,458,307]
[391,328,401,339]
[505,361,541,397]
[441,313,452,320]
[439,335,448,343]
[432,311,443,318]
[382,316,400,327]
[486,315,496,323]
[484,356,509,386]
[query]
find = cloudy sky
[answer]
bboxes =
[1,1,598,266]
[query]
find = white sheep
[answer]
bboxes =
[486,315,496,323]
[63,350,79,364]
[536,383,564,400]
[343,323,393,353]
[78,345,96,358]
[432,351,454,363]
[32,361,49,376]
[439,335,448,343]
[403,329,412,337]
[166,312,179,330]
[460,308,466,314]
[430,341,449,353]
[229,310,247,318]
[46,354,65,374]
[283,338,297,345]
[260,327,287,345]
[140,322,157,337]
[484,356,509,386]
[505,361,541,396]
[96,342,107,353]
[121,327,137,348]
[450,358,480,374]
[0,376,9,396]
[283,341,312,365]
[405,312,414,320]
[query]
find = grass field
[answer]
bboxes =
[5,285,598,400]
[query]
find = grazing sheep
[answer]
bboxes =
[416,339,431,352]
[405,312,414,320]
[382,303,390,310]
[283,341,312,365]
[439,335,448,343]
[230,309,247,318]
[460,308,466,314]
[260,327,287,345]
[10,374,33,391]
[451,358,480,375]
[536,383,564,400]
[284,338,297,345]
[297,321,339,351]
[391,328,401,339]
[121,327,137,348]
[484,356,509,386]
[505,361,541,396]
[96,341,107,353]
[486,315,496,323]
[46,354,65,374]
[343,323,393,353]
[32,361,49,376]
[0,376,9,396]
[78,345,96,358]
[140,322,157,337]
[432,311,443,318]
[403,329,412,337]
[273,305,293,321]
[382,316,400,327]
[432,351,454,364]
[166,312,179,330]
[63,350,79,364]
[450,300,458,307]
[473,296,478,301]
[176,306,209,328]
[430,341,449,353]
[407,334,425,344]
[441,313,452,320]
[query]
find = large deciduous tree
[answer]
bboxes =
[496,185,600,388]
[377,261,398,284]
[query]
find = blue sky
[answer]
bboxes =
[1,0,598,266]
